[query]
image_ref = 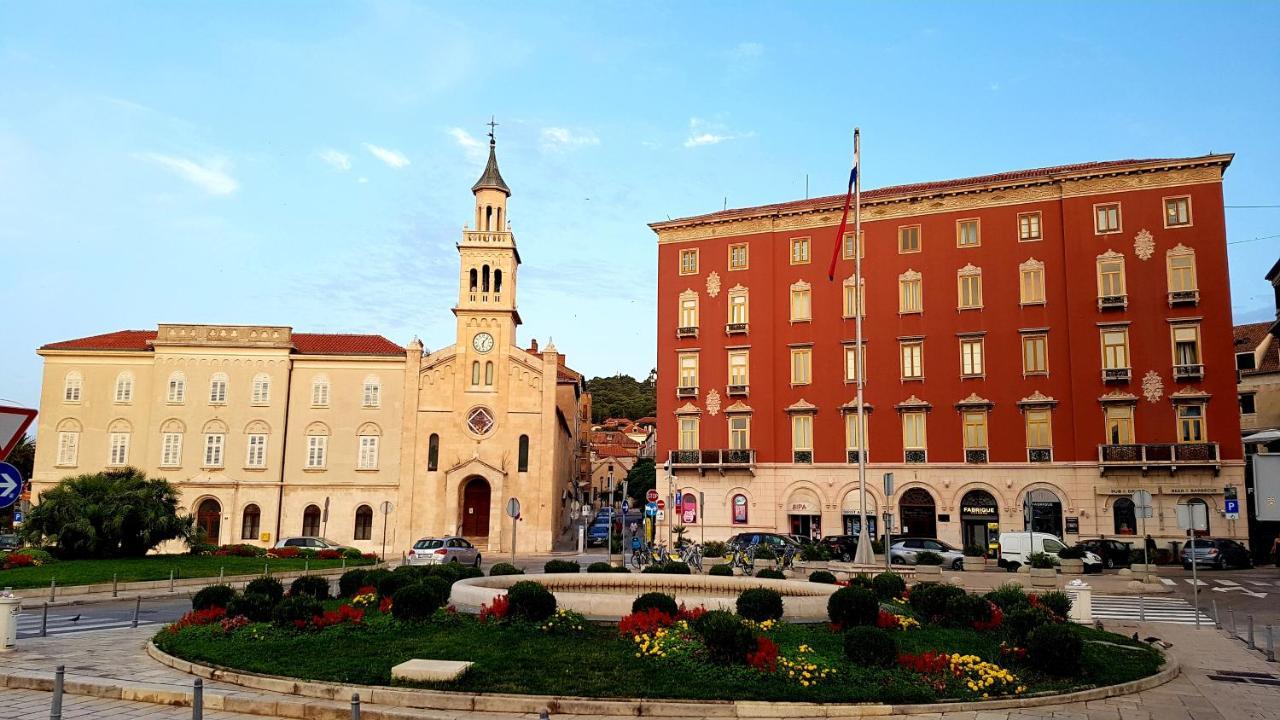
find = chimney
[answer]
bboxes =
[529,338,539,353]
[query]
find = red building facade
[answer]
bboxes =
[652,155,1246,548]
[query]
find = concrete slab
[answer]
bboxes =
[389,659,472,683]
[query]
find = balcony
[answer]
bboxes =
[846,450,865,464]
[726,384,749,397]
[793,450,813,464]
[1097,442,1221,475]
[1173,364,1204,381]
[905,450,927,464]
[1028,447,1053,463]
[725,322,749,336]
[466,292,504,304]
[1168,290,1199,306]
[676,386,698,399]
[1098,294,1128,311]
[667,449,755,475]
[676,326,698,339]
[965,449,989,464]
[1102,367,1132,383]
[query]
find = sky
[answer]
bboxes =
[2,1,1279,417]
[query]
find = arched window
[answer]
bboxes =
[114,372,134,403]
[56,418,82,467]
[63,371,83,402]
[302,505,321,536]
[357,423,380,470]
[494,269,503,294]
[167,372,186,403]
[311,375,329,407]
[482,265,490,292]
[1113,497,1136,536]
[1186,497,1210,536]
[251,373,271,405]
[471,361,481,385]
[427,433,440,471]
[484,361,494,386]
[241,504,261,540]
[518,434,530,472]
[731,494,749,525]
[209,372,228,404]
[354,505,373,540]
[305,422,329,469]
[362,376,381,408]
[469,268,478,292]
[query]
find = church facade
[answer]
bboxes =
[30,136,583,555]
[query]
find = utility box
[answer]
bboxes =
[0,589,19,651]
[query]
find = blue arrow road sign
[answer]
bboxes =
[0,461,21,509]
[621,501,630,514]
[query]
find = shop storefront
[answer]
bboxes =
[959,489,999,550]
[841,490,878,539]
[899,487,937,539]
[1024,488,1063,537]
[786,488,822,539]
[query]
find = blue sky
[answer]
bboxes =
[2,1,1278,416]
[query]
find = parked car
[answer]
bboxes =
[1181,538,1252,570]
[0,534,20,552]
[819,535,859,562]
[997,531,1102,572]
[1076,538,1133,569]
[889,538,965,570]
[586,519,612,547]
[273,536,348,551]
[407,536,481,566]
[726,532,801,555]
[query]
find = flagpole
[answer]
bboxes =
[851,128,874,567]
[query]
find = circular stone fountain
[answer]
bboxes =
[450,572,839,621]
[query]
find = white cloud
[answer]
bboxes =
[138,153,238,195]
[447,127,487,161]
[358,176,369,184]
[317,148,351,171]
[540,126,600,151]
[363,143,410,168]
[683,117,753,148]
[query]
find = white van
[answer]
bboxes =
[997,531,1101,572]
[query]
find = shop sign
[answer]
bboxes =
[961,505,997,516]
[732,494,748,524]
[1098,488,1143,495]
[1168,487,1217,495]
[1064,517,1080,534]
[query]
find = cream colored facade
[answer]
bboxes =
[31,137,583,555]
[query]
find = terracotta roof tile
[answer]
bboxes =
[593,444,639,459]
[1236,321,1280,374]
[40,330,157,351]
[41,329,403,356]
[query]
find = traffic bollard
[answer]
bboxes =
[1231,609,1238,640]
[50,665,64,720]
[112,574,118,598]
[40,603,48,637]
[219,567,224,583]
[169,569,175,593]
[304,560,309,575]
[1266,625,1275,662]
[538,711,549,720]
[193,678,203,720]
[49,579,56,603]
[350,693,360,720]
[1248,615,1255,650]
[1212,599,1220,629]
[264,563,269,577]
[132,596,140,628]
[342,557,346,570]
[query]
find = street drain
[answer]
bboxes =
[1207,670,1280,686]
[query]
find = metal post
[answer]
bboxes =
[112,574,118,598]
[1248,615,1255,650]
[538,710,549,720]
[1139,593,1145,623]
[304,560,309,575]
[219,567,224,583]
[50,665,64,720]
[1189,529,1200,629]
[264,563,269,577]
[132,596,140,628]
[342,557,346,570]
[169,569,175,593]
[511,512,517,567]
[1212,599,1220,629]
[192,678,203,720]
[350,693,361,720]
[1231,609,1237,639]
[49,579,55,603]
[40,603,47,637]
[1266,625,1275,662]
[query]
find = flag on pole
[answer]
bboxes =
[826,145,858,280]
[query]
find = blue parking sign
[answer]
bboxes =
[1224,498,1239,519]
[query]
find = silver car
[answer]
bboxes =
[407,536,481,566]
[890,538,966,570]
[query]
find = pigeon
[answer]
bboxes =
[70,614,80,623]
[1094,620,1105,631]
[1131,632,1139,641]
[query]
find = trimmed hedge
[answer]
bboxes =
[693,610,755,665]
[587,562,616,573]
[289,575,331,600]
[245,576,284,603]
[827,586,878,627]
[1026,623,1083,675]
[544,560,581,574]
[736,588,784,622]
[642,561,692,575]
[507,581,557,622]
[984,584,1029,612]
[1005,605,1056,644]
[808,570,838,584]
[391,577,451,622]
[843,626,898,667]
[338,569,371,598]
[489,563,524,576]
[271,595,322,627]
[226,592,276,622]
[709,564,734,576]
[191,584,235,611]
[754,568,785,580]
[871,572,905,601]
[632,592,679,616]
[907,582,966,621]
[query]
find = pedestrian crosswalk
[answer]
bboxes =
[1091,594,1214,625]
[14,614,157,638]
[1153,576,1277,592]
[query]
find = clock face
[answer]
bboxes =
[472,332,495,354]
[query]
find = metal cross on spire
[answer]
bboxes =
[487,116,498,144]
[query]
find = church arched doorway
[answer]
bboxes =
[899,488,937,539]
[196,498,222,544]
[460,476,492,538]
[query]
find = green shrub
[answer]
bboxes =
[1005,605,1055,644]
[226,592,276,622]
[425,563,483,586]
[1027,552,1059,569]
[632,592,679,616]
[489,562,524,576]
[298,548,318,560]
[338,569,371,597]
[272,595,323,627]
[391,577,451,622]
[963,544,986,557]
[870,538,885,554]
[702,541,728,558]
[1057,545,1086,560]
[507,581,557,622]
[1026,623,1083,675]
[342,547,364,560]
[736,588,784,621]
[191,584,236,611]
[944,592,991,627]
[799,544,830,561]
[12,548,56,564]
[847,574,874,591]
[641,561,691,575]
[543,559,581,574]
[1036,590,1073,619]
[907,582,966,620]
[843,626,898,667]
[245,576,284,602]
[871,572,906,601]
[693,610,755,665]
[377,572,416,599]
[915,551,944,566]
[983,583,1029,612]
[752,545,777,560]
[755,568,785,580]
[587,562,615,573]
[827,586,878,627]
[289,575,331,600]
[362,569,392,592]
[709,564,734,576]
[808,570,837,584]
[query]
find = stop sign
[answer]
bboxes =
[656,499,666,511]
[646,489,659,502]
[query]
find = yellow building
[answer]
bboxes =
[31,135,583,556]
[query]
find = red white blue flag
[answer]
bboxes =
[826,140,859,280]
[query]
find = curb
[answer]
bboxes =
[140,641,1180,718]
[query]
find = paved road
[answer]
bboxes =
[15,596,189,639]
[1158,565,1280,629]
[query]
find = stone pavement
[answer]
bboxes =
[0,687,287,720]
[0,621,1275,719]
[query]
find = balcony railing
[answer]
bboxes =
[725,322,748,336]
[1098,294,1128,311]
[466,292,503,304]
[905,450,927,464]
[676,326,698,339]
[1173,363,1204,381]
[1028,447,1053,463]
[1168,290,1199,306]
[667,449,755,473]
[793,450,813,464]
[727,384,749,396]
[462,230,514,245]
[676,386,698,398]
[1103,367,1132,383]
[965,449,989,464]
[1098,442,1220,475]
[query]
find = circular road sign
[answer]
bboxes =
[646,489,659,502]
[656,499,666,511]
[506,497,521,518]
[378,500,394,515]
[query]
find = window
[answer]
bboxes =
[678,353,698,389]
[902,411,927,451]
[731,493,749,525]
[842,231,863,260]
[1025,409,1052,449]
[1167,247,1197,293]
[204,433,225,468]
[246,434,267,468]
[790,347,812,385]
[845,413,864,451]
[679,293,698,328]
[790,237,810,264]
[1240,393,1257,415]
[1018,212,1042,241]
[484,361,494,386]
[956,219,980,247]
[241,505,261,540]
[354,505,373,541]
[306,435,327,469]
[161,432,183,467]
[108,432,129,466]
[728,351,749,387]
[56,431,79,466]
[844,345,862,383]
[962,411,988,449]
[728,288,748,324]
[167,373,186,403]
[471,361,481,385]
[1094,203,1121,234]
[427,433,440,471]
[1097,254,1126,298]
[842,276,864,318]
[209,373,228,405]
[114,373,133,403]
[1172,325,1201,367]
[1022,334,1048,375]
[1177,404,1205,443]
[679,248,698,275]
[311,376,329,407]
[1101,328,1130,370]
[899,270,922,313]
[1019,259,1045,305]
[251,374,270,405]
[1104,405,1134,444]
[729,416,750,449]
[957,266,983,309]
[358,435,379,469]
[302,505,321,537]
[790,282,811,321]
[960,338,984,377]
[63,372,82,402]
[791,415,813,454]
[363,377,381,407]
[900,341,923,379]
[1164,196,1192,227]
[729,243,749,270]
[899,225,921,253]
[678,417,699,450]
[1113,498,1136,535]
[518,435,530,472]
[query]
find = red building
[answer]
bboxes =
[652,155,1245,549]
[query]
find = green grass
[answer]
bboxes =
[153,612,1163,704]
[0,555,372,589]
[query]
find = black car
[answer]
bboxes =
[1181,538,1253,570]
[1076,539,1132,569]
[726,532,800,554]
[819,535,859,562]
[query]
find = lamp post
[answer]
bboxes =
[849,128,874,567]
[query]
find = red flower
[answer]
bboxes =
[897,651,950,674]
[166,606,227,634]
[478,595,510,623]
[876,609,899,629]
[274,547,301,559]
[746,636,779,673]
[356,585,377,597]
[2,553,34,569]
[378,595,393,614]
[973,602,1003,632]
[317,549,342,560]
[826,621,844,633]
[676,604,707,622]
[618,608,674,637]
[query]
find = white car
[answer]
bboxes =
[406,536,481,566]
[274,536,347,551]
[997,531,1101,572]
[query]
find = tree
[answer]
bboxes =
[625,457,657,505]
[5,435,34,482]
[21,467,193,558]
[585,373,656,423]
